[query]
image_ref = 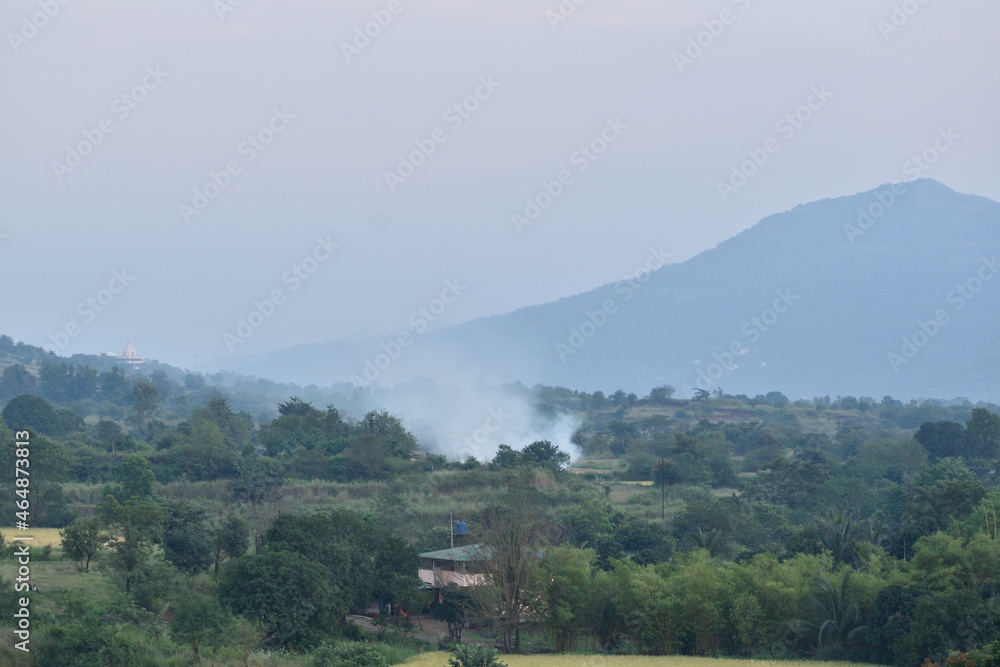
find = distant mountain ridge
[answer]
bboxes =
[211,180,1000,401]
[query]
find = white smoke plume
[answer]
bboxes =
[352,378,582,464]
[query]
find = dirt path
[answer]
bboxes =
[348,613,496,647]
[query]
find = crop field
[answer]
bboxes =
[403,654,873,667]
[0,527,63,548]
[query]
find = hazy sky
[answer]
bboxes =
[2,0,997,373]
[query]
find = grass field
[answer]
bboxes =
[403,654,869,667]
[0,559,117,598]
[0,527,63,547]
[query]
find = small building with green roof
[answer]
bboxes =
[418,544,487,590]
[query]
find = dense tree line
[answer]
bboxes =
[1,349,999,664]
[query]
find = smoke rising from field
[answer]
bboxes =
[351,378,582,464]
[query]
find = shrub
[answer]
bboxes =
[969,642,1000,667]
[625,491,656,506]
[313,640,391,667]
[946,653,975,667]
[447,644,507,667]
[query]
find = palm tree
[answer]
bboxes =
[785,572,866,650]
[688,527,721,555]
[820,509,858,567]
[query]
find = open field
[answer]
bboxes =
[404,654,874,667]
[0,527,63,548]
[0,559,117,599]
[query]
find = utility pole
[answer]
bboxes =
[450,511,454,548]
[654,457,668,520]
[661,457,665,520]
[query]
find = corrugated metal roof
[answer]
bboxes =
[419,544,487,562]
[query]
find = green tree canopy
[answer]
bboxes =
[162,499,214,585]
[0,364,37,399]
[218,550,343,649]
[915,420,965,461]
[59,516,108,572]
[170,595,234,661]
[1,393,83,436]
[98,496,167,595]
[263,508,419,613]
[129,380,161,436]
[213,512,249,576]
[965,408,1000,460]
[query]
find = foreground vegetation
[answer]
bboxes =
[1,335,999,665]
[405,654,882,667]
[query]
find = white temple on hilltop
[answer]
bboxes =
[109,342,144,365]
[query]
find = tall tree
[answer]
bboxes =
[914,420,965,461]
[213,512,249,576]
[99,366,131,404]
[218,550,342,649]
[170,595,234,662]
[194,392,255,451]
[648,385,676,405]
[96,418,124,453]
[819,509,858,567]
[0,364,37,399]
[785,572,866,650]
[233,456,284,552]
[965,408,1000,461]
[358,410,418,458]
[435,584,472,644]
[149,369,174,400]
[520,440,571,471]
[60,516,108,571]
[162,499,214,586]
[98,454,164,594]
[129,381,160,437]
[1,394,82,436]
[538,546,595,652]
[99,496,166,594]
[260,508,418,615]
[472,497,547,653]
[117,453,156,501]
